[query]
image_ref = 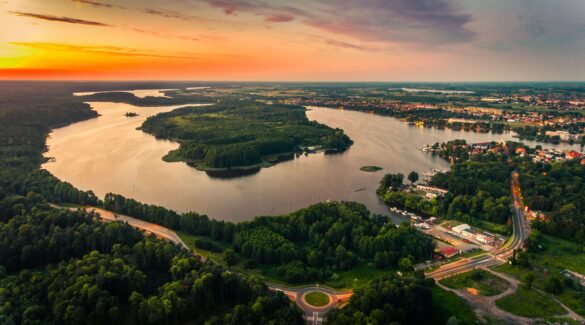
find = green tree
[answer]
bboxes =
[408,171,419,184]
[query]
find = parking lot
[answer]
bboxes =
[426,227,478,252]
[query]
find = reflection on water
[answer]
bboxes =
[43,101,581,223]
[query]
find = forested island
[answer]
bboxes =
[140,100,352,170]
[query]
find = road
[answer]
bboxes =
[266,282,352,325]
[427,171,529,279]
[51,204,190,251]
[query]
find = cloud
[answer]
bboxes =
[9,10,201,42]
[204,0,261,15]
[324,39,365,50]
[9,11,112,26]
[264,14,294,23]
[128,28,199,42]
[202,0,474,45]
[10,42,194,59]
[142,8,198,22]
[71,0,127,10]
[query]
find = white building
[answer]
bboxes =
[452,224,471,234]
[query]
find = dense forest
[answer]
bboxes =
[140,100,352,169]
[327,273,434,324]
[378,160,512,227]
[103,194,434,284]
[0,196,302,324]
[520,159,585,242]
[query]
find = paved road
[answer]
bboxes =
[427,171,529,280]
[51,204,190,251]
[266,282,352,324]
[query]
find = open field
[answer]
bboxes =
[492,235,585,317]
[440,270,510,296]
[431,286,480,324]
[495,287,565,318]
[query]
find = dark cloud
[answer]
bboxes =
[202,0,474,45]
[204,0,263,15]
[516,0,585,49]
[142,8,199,22]
[264,14,294,23]
[9,11,112,26]
[71,0,127,10]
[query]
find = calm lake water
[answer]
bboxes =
[43,98,580,223]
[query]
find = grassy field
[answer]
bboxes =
[492,235,585,317]
[431,286,480,324]
[177,231,227,262]
[495,287,565,318]
[304,292,330,307]
[440,270,510,296]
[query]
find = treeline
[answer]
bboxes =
[431,161,512,224]
[377,161,511,226]
[327,273,438,324]
[103,193,235,242]
[520,160,585,242]
[233,202,434,283]
[78,91,212,106]
[140,100,352,168]
[0,82,103,208]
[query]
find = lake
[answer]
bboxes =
[43,97,580,223]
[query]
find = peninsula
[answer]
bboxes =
[140,100,353,170]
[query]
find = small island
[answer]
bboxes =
[140,100,352,171]
[360,165,383,172]
[124,112,139,117]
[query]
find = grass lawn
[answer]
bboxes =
[323,263,387,289]
[431,286,480,324]
[177,231,227,262]
[492,235,585,317]
[440,270,509,296]
[304,292,330,307]
[255,262,388,290]
[476,220,510,236]
[495,287,565,318]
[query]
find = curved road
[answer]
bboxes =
[427,171,529,280]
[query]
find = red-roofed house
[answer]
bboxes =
[440,247,459,258]
[566,151,582,160]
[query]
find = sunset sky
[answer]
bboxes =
[1,0,584,81]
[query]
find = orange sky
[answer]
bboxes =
[1,0,584,81]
